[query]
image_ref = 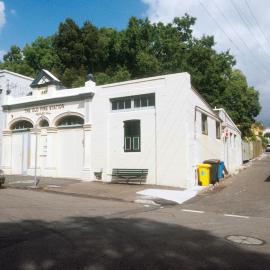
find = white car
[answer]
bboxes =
[266,144,270,152]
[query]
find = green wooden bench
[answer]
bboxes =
[111,169,148,184]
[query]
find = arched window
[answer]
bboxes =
[11,120,33,131]
[39,119,49,128]
[57,115,84,128]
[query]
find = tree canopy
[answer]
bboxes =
[0,15,261,137]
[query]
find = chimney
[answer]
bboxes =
[85,73,96,88]
[86,73,94,81]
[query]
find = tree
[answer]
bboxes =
[0,45,35,76]
[220,70,261,136]
[23,36,60,74]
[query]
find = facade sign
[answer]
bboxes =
[24,104,64,115]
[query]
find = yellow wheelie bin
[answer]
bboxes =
[197,164,211,186]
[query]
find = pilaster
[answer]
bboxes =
[44,127,58,176]
[81,123,93,180]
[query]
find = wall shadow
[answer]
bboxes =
[0,216,269,270]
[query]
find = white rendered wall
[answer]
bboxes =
[2,71,243,187]
[2,93,93,180]
[185,89,223,186]
[91,73,226,188]
[214,108,242,173]
[91,73,191,187]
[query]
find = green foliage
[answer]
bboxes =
[0,14,262,137]
[24,36,60,72]
[261,135,269,147]
[220,70,261,137]
[264,132,270,138]
[95,66,131,85]
[0,45,35,76]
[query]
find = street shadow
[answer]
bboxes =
[265,175,270,182]
[0,216,269,270]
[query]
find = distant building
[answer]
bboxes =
[1,71,243,187]
[251,123,264,137]
[0,70,33,164]
[263,127,270,135]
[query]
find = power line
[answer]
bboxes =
[229,0,270,56]
[213,1,252,52]
[212,0,270,74]
[199,1,242,53]
[244,0,270,47]
[199,1,270,76]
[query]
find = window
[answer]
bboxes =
[39,119,49,128]
[111,93,155,111]
[57,116,84,127]
[216,121,221,139]
[230,133,233,147]
[124,120,141,152]
[11,120,33,131]
[112,98,132,110]
[201,114,208,135]
[134,94,155,108]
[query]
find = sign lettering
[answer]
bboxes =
[24,104,64,115]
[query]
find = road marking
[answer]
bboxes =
[182,209,205,214]
[224,214,250,219]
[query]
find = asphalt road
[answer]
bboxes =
[0,155,270,270]
[183,153,270,218]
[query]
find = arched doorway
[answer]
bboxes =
[10,119,33,175]
[55,114,84,178]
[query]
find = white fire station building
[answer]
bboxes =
[1,70,242,187]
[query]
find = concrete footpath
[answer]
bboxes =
[3,153,267,205]
[3,175,184,204]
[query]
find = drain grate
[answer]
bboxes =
[225,235,265,245]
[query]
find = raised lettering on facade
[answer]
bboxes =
[24,104,64,115]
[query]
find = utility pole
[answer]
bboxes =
[33,125,39,187]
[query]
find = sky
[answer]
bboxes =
[0,0,269,126]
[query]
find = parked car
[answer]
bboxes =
[0,170,5,187]
[266,144,270,152]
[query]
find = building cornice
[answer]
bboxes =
[2,92,94,111]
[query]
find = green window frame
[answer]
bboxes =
[124,120,141,152]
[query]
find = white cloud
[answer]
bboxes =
[0,1,6,30]
[142,0,270,125]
